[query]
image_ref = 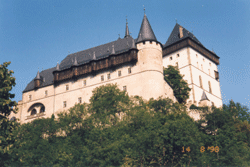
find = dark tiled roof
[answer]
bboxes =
[23,67,56,93]
[164,23,203,48]
[59,36,135,70]
[136,14,157,43]
[200,91,209,101]
[23,36,136,93]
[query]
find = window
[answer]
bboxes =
[208,81,212,93]
[170,57,172,60]
[78,97,82,104]
[128,67,131,74]
[176,62,179,68]
[196,54,198,58]
[107,74,111,80]
[29,95,32,101]
[83,80,86,86]
[211,102,214,106]
[203,58,205,62]
[150,41,152,44]
[40,106,45,113]
[31,109,37,115]
[214,71,219,81]
[177,54,180,57]
[63,101,67,108]
[45,90,48,96]
[66,85,69,91]
[123,86,127,91]
[209,62,211,66]
[199,75,203,88]
[118,70,121,77]
[101,75,104,81]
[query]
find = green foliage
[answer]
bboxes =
[164,65,191,104]
[4,83,250,166]
[0,62,19,166]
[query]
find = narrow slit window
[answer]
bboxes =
[123,86,127,91]
[208,81,212,93]
[63,101,67,108]
[78,97,82,104]
[199,75,203,89]
[128,67,131,74]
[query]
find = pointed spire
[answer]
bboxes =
[56,62,60,71]
[125,16,130,38]
[73,56,78,66]
[111,44,115,55]
[35,69,40,80]
[200,91,209,101]
[136,14,157,44]
[93,51,96,60]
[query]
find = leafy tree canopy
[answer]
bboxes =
[164,65,191,104]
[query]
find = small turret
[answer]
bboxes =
[111,44,115,55]
[73,56,78,66]
[199,91,210,107]
[34,70,41,88]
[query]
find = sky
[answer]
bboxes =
[1,0,250,109]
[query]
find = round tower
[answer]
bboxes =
[135,14,166,100]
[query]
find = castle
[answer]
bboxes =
[10,14,222,124]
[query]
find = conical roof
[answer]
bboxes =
[35,70,40,80]
[164,23,203,48]
[136,14,157,43]
[200,91,209,101]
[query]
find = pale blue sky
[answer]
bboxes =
[1,0,250,108]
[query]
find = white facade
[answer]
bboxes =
[163,47,222,108]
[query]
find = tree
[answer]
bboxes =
[164,65,191,104]
[196,101,250,166]
[0,62,19,166]
[89,83,131,126]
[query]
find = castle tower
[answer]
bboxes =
[162,23,222,107]
[136,14,176,101]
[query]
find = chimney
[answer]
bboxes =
[179,26,183,38]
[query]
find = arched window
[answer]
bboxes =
[31,109,37,115]
[40,106,45,113]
